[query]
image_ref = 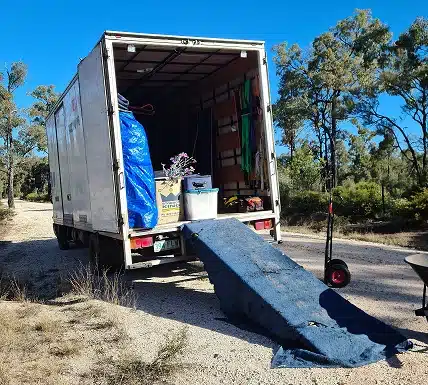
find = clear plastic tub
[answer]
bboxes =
[184,188,219,220]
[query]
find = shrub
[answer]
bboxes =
[395,188,428,220]
[333,181,383,218]
[391,198,413,218]
[283,191,329,216]
[0,203,14,222]
[24,192,50,202]
[410,188,428,220]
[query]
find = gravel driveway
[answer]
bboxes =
[1,200,427,384]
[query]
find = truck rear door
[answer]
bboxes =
[55,105,74,224]
[78,42,119,233]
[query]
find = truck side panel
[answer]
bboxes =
[63,80,92,229]
[78,42,119,233]
[55,105,73,224]
[46,115,63,221]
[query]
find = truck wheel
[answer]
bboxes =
[326,264,351,288]
[54,224,70,250]
[89,234,123,271]
[72,229,84,248]
[89,234,101,268]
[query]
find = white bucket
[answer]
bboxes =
[184,188,219,220]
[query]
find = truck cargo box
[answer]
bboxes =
[46,31,281,269]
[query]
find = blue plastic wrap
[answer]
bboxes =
[119,111,158,229]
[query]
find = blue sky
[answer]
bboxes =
[1,0,427,152]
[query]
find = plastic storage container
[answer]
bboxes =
[184,188,219,220]
[183,175,212,191]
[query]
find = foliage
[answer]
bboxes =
[286,191,329,215]
[0,202,14,222]
[0,62,28,208]
[26,85,59,154]
[1,61,59,206]
[274,10,428,229]
[274,9,391,188]
[333,181,384,218]
[24,192,50,202]
[20,157,49,197]
[281,143,323,191]
[357,17,428,187]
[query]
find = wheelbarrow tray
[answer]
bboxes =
[405,254,428,285]
[405,254,428,319]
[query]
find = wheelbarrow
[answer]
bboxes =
[405,254,428,321]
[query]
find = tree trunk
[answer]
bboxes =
[381,183,385,217]
[7,113,15,209]
[422,110,427,186]
[290,139,294,163]
[330,95,338,189]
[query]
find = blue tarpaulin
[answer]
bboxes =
[119,111,158,229]
[182,219,412,368]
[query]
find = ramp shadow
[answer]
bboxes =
[319,288,411,359]
[128,262,277,349]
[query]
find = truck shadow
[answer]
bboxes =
[127,262,277,349]
[0,238,88,299]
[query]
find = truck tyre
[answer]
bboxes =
[89,234,124,271]
[71,229,84,248]
[54,224,70,250]
[89,234,101,269]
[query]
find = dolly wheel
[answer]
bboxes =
[327,264,351,288]
[328,259,348,268]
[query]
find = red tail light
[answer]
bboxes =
[130,236,154,249]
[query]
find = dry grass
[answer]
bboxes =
[0,303,65,384]
[282,224,428,250]
[343,231,428,249]
[49,341,80,358]
[0,273,30,302]
[91,327,188,385]
[69,264,136,308]
[0,259,185,384]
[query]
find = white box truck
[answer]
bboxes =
[46,31,282,269]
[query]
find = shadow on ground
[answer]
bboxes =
[127,262,276,349]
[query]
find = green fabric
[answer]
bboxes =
[241,80,252,175]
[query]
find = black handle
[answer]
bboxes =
[193,182,206,188]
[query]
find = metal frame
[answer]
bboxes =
[256,49,282,242]
[103,38,133,266]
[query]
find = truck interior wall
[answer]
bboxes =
[113,45,272,214]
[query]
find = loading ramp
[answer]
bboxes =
[182,219,411,368]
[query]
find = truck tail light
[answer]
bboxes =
[130,236,153,249]
[264,220,272,229]
[254,220,265,231]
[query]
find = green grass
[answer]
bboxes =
[23,192,50,202]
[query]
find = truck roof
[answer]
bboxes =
[104,30,265,45]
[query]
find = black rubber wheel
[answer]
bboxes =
[328,259,348,269]
[54,224,70,250]
[88,234,101,268]
[326,264,351,288]
[89,234,124,271]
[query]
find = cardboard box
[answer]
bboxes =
[155,179,184,225]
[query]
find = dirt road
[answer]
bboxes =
[1,200,428,384]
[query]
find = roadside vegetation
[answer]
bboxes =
[0,266,188,384]
[0,201,13,222]
[275,11,428,248]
